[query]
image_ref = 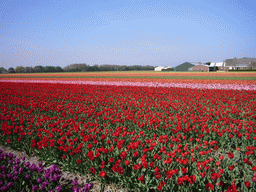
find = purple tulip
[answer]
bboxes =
[7,182,13,188]
[32,185,38,192]
[0,185,7,191]
[54,174,61,181]
[37,177,43,184]
[24,162,31,167]
[6,174,12,179]
[55,185,62,192]
[21,156,26,161]
[26,174,31,180]
[38,167,44,174]
[50,164,61,174]
[38,161,43,167]
[13,176,18,181]
[40,184,47,190]
[8,153,14,159]
[12,165,18,171]
[29,164,37,171]
[84,183,93,190]
[19,167,24,173]
[2,171,7,175]
[50,165,57,171]
[14,158,20,164]
[72,187,81,192]
[43,180,49,186]
[72,179,79,186]
[43,173,50,179]
[49,175,55,182]
[14,171,19,176]
[84,184,89,190]
[1,165,6,171]
[88,183,93,189]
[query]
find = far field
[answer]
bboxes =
[1,71,255,85]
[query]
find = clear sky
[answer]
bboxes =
[1,0,256,69]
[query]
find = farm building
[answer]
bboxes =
[188,64,211,72]
[175,62,194,71]
[162,66,174,71]
[209,62,228,71]
[225,58,256,70]
[154,66,165,71]
[210,62,226,70]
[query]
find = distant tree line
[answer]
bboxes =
[0,65,63,74]
[63,63,154,72]
[0,64,155,73]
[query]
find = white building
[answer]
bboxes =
[210,62,226,70]
[154,66,165,71]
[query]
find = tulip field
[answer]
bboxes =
[0,72,256,191]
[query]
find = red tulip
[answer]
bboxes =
[206,183,214,190]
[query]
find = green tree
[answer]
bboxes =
[44,66,56,72]
[55,66,63,72]
[25,67,33,73]
[34,65,44,73]
[99,65,115,71]
[8,67,15,73]
[15,66,25,73]
[63,63,88,72]
[87,65,100,71]
[143,65,154,70]
[0,67,7,74]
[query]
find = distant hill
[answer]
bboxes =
[175,62,194,71]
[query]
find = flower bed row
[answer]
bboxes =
[0,149,93,192]
[0,79,256,90]
[0,81,256,191]
[1,77,256,86]
[1,72,256,77]
[1,75,256,81]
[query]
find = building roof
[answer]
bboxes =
[210,62,225,67]
[175,62,195,71]
[225,58,256,67]
[195,64,211,67]
[230,64,248,67]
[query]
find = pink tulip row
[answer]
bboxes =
[0,79,256,91]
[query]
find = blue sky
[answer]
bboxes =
[1,0,256,69]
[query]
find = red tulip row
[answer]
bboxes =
[1,76,256,86]
[0,82,255,191]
